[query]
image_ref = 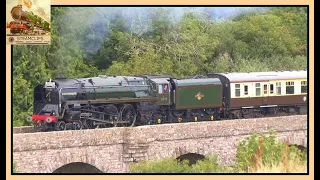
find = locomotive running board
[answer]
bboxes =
[86,117,131,124]
[80,109,117,116]
[66,97,157,105]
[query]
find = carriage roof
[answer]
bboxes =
[209,70,307,83]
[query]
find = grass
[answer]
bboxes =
[129,156,307,173]
[246,137,307,173]
[13,161,17,173]
[249,162,307,173]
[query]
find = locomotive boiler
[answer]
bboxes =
[28,75,154,131]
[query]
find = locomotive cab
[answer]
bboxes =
[144,76,176,106]
[151,78,171,105]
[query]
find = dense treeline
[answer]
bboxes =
[12,7,307,126]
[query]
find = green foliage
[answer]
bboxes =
[13,161,17,173]
[188,156,233,173]
[12,7,307,126]
[289,145,308,163]
[129,156,233,173]
[269,7,307,48]
[129,158,192,173]
[235,131,307,172]
[233,14,300,58]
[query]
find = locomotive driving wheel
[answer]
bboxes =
[90,106,103,128]
[115,104,137,127]
[73,120,83,130]
[104,104,119,127]
[55,121,66,131]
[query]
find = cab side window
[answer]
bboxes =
[158,84,163,94]
[158,84,169,94]
[163,84,169,93]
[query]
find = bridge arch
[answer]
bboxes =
[176,153,206,166]
[52,162,103,173]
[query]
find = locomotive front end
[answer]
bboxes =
[27,79,60,131]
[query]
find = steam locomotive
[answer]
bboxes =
[26,70,308,131]
[7,5,50,35]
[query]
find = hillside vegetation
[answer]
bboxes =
[12,7,307,126]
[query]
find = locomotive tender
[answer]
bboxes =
[27,70,307,131]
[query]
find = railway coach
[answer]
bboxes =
[207,70,308,119]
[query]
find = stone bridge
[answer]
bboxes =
[13,115,307,173]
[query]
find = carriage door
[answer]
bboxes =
[261,82,269,105]
[268,82,275,104]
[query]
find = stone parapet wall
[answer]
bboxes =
[14,115,307,152]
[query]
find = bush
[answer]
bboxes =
[188,156,233,173]
[235,131,307,172]
[129,158,191,173]
[129,155,234,173]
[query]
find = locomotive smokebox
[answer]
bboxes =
[11,5,29,21]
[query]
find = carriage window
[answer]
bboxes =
[276,82,281,95]
[235,84,240,97]
[255,83,261,96]
[270,84,274,94]
[301,81,307,93]
[286,81,295,94]
[244,85,248,95]
[263,84,268,94]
